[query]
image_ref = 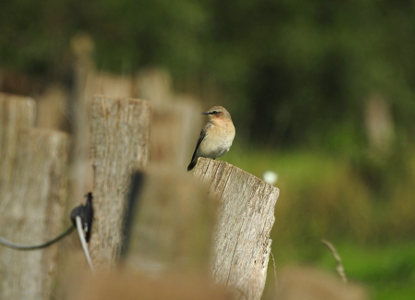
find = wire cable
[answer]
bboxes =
[0,225,74,251]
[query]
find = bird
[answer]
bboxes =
[187,106,235,171]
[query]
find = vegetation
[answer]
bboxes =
[1,0,415,146]
[2,0,415,298]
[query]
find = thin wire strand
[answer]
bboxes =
[76,216,95,272]
[0,225,74,250]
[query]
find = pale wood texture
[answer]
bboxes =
[89,96,151,268]
[0,93,36,187]
[0,94,70,300]
[125,167,217,274]
[193,158,279,300]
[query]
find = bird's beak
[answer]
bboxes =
[202,111,210,115]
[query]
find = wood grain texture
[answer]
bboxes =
[0,97,69,300]
[193,158,279,300]
[89,96,151,268]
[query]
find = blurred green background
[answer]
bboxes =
[1,0,415,299]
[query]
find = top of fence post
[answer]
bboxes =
[193,157,279,300]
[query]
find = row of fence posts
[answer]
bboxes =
[0,77,279,299]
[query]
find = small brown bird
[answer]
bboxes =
[187,106,235,171]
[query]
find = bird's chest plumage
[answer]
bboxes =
[198,122,235,158]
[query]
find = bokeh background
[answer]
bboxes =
[1,1,415,299]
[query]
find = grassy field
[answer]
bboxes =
[224,145,415,299]
[318,241,415,300]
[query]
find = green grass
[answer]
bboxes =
[317,242,415,300]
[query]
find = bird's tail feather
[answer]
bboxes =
[187,157,197,171]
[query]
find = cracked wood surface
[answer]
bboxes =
[0,93,69,300]
[193,158,279,300]
[89,96,151,268]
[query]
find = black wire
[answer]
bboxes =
[0,192,93,251]
[0,225,74,251]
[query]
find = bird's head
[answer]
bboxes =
[202,106,232,121]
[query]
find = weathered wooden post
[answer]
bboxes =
[89,96,151,268]
[124,167,218,274]
[0,93,36,186]
[193,158,279,300]
[0,93,70,300]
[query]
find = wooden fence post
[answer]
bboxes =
[0,93,36,187]
[123,168,217,274]
[0,94,70,300]
[89,96,151,268]
[193,158,279,300]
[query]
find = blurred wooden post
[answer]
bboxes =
[0,94,70,300]
[135,68,172,106]
[135,68,202,168]
[193,158,279,300]
[89,96,151,268]
[36,85,68,131]
[150,98,202,167]
[124,168,217,274]
[69,33,95,209]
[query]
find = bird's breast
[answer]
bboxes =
[198,123,235,159]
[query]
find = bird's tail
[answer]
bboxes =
[187,157,198,171]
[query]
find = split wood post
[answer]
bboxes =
[89,96,151,268]
[123,167,218,274]
[0,94,70,300]
[193,158,279,300]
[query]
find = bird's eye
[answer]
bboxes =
[211,111,218,114]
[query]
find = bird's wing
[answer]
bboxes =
[187,125,209,170]
[191,127,207,160]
